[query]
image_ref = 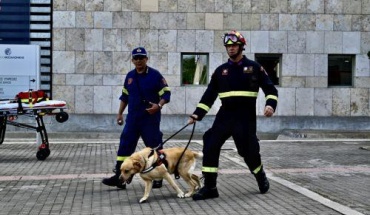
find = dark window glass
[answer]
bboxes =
[255,54,281,86]
[0,0,30,44]
[328,55,353,86]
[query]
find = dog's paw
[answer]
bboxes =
[177,192,185,198]
[185,192,193,198]
[139,198,148,203]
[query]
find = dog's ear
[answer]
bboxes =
[133,161,142,171]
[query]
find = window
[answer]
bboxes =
[181,53,208,86]
[328,55,353,86]
[255,54,281,86]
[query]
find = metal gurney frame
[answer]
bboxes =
[0,99,69,160]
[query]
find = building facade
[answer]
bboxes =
[50,0,370,134]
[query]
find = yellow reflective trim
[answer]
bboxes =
[117,156,129,161]
[266,95,278,101]
[218,91,258,98]
[158,87,171,96]
[122,88,128,95]
[252,164,263,174]
[197,103,210,112]
[202,167,218,173]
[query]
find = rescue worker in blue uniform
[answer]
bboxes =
[188,31,278,200]
[102,47,171,189]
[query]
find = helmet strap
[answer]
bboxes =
[238,45,244,53]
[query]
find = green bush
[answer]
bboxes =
[182,57,196,85]
[182,56,208,85]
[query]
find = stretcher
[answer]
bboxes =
[0,90,69,160]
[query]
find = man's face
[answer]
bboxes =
[132,56,148,70]
[225,44,241,59]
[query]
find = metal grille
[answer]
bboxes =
[30,0,52,97]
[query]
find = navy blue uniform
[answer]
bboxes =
[117,66,171,161]
[193,56,278,175]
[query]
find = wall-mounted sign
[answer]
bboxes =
[0,44,40,99]
[0,0,30,44]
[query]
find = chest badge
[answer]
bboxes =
[244,66,253,73]
[128,78,133,85]
[222,69,228,75]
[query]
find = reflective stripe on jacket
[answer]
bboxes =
[194,56,278,120]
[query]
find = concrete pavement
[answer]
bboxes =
[0,134,369,215]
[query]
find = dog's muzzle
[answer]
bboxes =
[119,174,134,184]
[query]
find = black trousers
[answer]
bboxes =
[202,108,262,173]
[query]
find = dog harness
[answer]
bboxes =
[141,149,169,174]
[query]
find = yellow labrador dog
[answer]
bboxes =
[119,147,202,203]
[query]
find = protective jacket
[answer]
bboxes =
[193,55,278,120]
[120,66,171,123]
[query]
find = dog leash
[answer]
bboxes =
[154,121,195,150]
[173,121,196,179]
[152,121,197,179]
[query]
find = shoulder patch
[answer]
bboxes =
[162,78,167,85]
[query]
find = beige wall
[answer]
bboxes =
[52,0,370,117]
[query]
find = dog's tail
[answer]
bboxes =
[190,151,203,174]
[193,151,203,159]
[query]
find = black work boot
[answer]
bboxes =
[192,173,219,201]
[102,161,126,189]
[254,167,269,194]
[192,186,219,201]
[152,180,163,189]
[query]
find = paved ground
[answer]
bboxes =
[0,134,369,215]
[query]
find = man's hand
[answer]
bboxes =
[264,105,274,117]
[188,114,198,124]
[117,114,124,125]
[146,102,161,114]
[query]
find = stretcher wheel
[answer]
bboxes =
[36,148,50,160]
[56,112,69,123]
